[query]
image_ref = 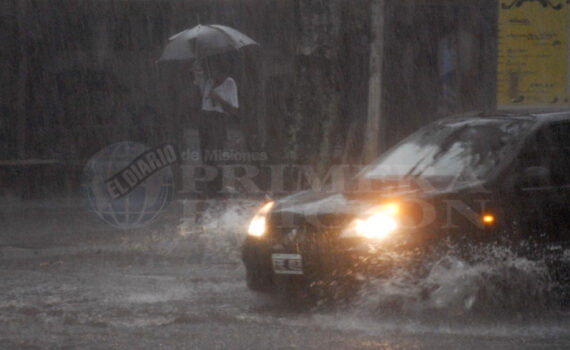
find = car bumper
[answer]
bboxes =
[241,236,412,292]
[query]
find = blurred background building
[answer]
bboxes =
[0,0,538,197]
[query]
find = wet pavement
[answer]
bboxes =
[0,198,569,349]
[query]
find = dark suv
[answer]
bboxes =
[242,110,570,295]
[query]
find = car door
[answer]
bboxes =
[544,121,570,245]
[511,120,570,247]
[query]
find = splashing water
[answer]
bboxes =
[178,201,568,320]
[177,199,261,263]
[350,243,566,321]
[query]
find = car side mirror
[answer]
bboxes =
[517,166,551,188]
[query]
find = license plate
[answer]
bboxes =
[272,253,303,275]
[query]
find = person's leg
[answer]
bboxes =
[198,113,214,195]
[212,113,227,154]
[199,112,228,196]
[198,113,210,164]
[207,113,227,196]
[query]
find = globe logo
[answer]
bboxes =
[80,142,177,229]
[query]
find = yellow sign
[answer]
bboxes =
[497,0,569,106]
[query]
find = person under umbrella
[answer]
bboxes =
[159,24,257,196]
[192,56,239,195]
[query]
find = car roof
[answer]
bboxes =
[444,109,570,125]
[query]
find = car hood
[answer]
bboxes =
[271,177,490,218]
[273,191,363,217]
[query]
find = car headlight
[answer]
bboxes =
[342,203,399,240]
[247,201,274,237]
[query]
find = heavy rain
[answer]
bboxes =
[1,1,569,349]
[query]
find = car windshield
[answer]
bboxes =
[359,118,534,186]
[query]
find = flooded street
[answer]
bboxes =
[3,1,570,348]
[1,199,568,349]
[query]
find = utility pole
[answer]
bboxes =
[363,0,385,163]
[15,0,29,160]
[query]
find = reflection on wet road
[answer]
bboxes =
[1,248,569,350]
[0,199,568,349]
